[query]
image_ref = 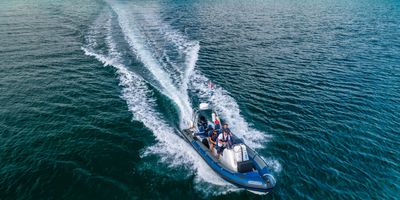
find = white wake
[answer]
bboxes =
[108,2,194,129]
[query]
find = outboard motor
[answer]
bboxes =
[257,165,276,188]
[262,171,276,189]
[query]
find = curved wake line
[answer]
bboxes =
[80,48,171,137]
[155,20,200,93]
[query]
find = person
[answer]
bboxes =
[196,125,206,137]
[214,118,221,134]
[208,130,218,152]
[214,117,220,126]
[222,123,234,146]
[198,116,207,130]
[217,130,231,159]
[222,123,232,136]
[205,124,213,136]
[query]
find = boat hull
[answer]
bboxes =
[180,128,274,194]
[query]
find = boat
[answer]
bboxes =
[181,103,276,194]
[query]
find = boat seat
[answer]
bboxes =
[202,138,209,148]
[195,134,209,148]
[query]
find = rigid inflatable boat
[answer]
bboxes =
[181,103,276,194]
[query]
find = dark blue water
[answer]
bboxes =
[1,0,399,199]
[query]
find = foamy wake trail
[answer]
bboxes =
[82,9,240,195]
[108,2,194,128]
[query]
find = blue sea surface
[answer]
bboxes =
[1,0,399,199]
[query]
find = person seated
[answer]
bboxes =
[198,116,208,130]
[205,124,214,136]
[221,123,234,144]
[217,130,231,159]
[196,125,206,137]
[214,117,220,126]
[208,130,218,152]
[222,123,233,136]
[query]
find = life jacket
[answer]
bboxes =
[219,134,229,142]
[222,128,232,135]
[198,126,205,136]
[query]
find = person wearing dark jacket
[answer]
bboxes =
[208,130,218,152]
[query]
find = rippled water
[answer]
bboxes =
[1,0,399,199]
